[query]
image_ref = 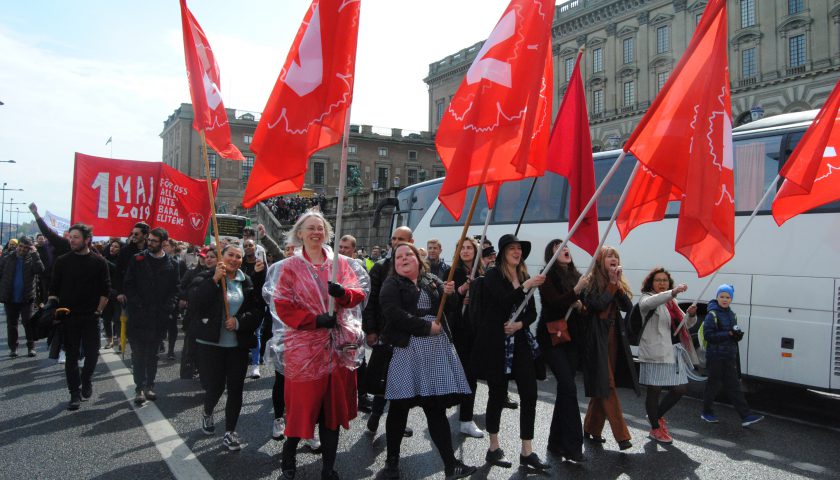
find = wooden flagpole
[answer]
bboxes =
[199,131,229,315]
[329,106,354,315]
[434,185,483,324]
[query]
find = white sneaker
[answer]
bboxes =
[58,351,66,364]
[272,417,285,440]
[249,365,261,379]
[460,420,485,438]
[302,437,322,452]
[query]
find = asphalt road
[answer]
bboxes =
[1,319,838,480]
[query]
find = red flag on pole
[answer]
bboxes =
[179,0,244,161]
[546,50,598,255]
[435,0,554,219]
[616,0,733,277]
[242,0,360,208]
[772,80,840,225]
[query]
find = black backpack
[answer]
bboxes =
[626,303,655,345]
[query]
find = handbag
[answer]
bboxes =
[364,344,393,396]
[546,319,571,346]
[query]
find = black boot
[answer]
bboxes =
[382,456,400,479]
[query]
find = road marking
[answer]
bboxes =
[101,350,212,480]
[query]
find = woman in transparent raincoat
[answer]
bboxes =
[265,210,369,480]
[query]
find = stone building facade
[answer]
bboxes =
[160,103,438,216]
[425,0,840,150]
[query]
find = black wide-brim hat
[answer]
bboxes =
[496,234,531,264]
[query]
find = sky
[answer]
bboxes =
[0,0,567,221]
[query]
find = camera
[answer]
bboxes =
[732,325,745,342]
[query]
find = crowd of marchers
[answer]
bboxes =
[2,203,763,480]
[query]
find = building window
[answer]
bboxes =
[436,100,445,124]
[656,26,670,54]
[740,0,756,28]
[242,155,254,181]
[565,57,575,82]
[243,134,253,144]
[377,167,389,189]
[696,13,703,25]
[378,147,388,158]
[407,168,418,185]
[313,162,325,185]
[657,71,669,92]
[347,144,357,154]
[742,47,757,78]
[622,37,635,64]
[788,0,804,15]
[434,169,446,179]
[789,34,806,67]
[593,48,603,73]
[408,150,418,161]
[593,89,604,114]
[623,81,635,107]
[206,153,217,178]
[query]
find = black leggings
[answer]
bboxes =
[386,399,456,468]
[645,384,687,429]
[283,416,340,476]
[272,371,286,419]
[485,335,538,439]
[196,343,249,432]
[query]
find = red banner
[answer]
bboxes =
[71,153,217,244]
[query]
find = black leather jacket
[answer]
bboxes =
[379,272,458,348]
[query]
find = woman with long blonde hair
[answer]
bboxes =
[580,246,639,451]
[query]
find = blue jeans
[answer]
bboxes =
[249,318,264,365]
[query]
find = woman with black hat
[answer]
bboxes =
[471,234,550,472]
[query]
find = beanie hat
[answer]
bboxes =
[715,283,734,299]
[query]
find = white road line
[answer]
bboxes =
[101,350,212,480]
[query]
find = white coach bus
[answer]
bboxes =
[377,110,840,392]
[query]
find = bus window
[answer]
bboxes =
[733,134,782,213]
[430,186,490,227]
[398,182,441,231]
[594,153,636,219]
[492,173,568,224]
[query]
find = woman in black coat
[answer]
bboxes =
[471,234,549,471]
[536,239,588,462]
[191,244,261,452]
[377,242,475,480]
[580,246,638,451]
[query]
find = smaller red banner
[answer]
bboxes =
[71,153,217,244]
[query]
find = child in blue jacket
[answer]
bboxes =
[701,284,764,427]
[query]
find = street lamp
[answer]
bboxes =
[0,160,16,164]
[0,184,24,247]
[5,201,26,240]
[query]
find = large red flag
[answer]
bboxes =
[242,0,359,208]
[179,0,244,161]
[772,80,840,225]
[435,0,554,219]
[616,0,733,277]
[546,50,598,255]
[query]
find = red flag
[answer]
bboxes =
[772,80,840,225]
[616,0,733,277]
[179,0,244,161]
[242,0,360,208]
[71,153,217,245]
[435,0,554,219]
[546,50,598,255]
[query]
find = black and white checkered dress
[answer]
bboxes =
[385,290,471,401]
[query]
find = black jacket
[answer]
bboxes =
[0,251,45,303]
[123,251,180,341]
[379,272,457,348]
[580,284,640,398]
[362,257,391,335]
[536,267,583,357]
[190,271,261,349]
[470,266,537,380]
